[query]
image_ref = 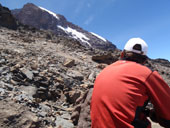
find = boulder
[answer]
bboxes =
[92,53,118,64]
[64,59,75,67]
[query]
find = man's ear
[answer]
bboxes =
[120,51,124,59]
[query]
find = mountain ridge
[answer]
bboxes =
[12,3,116,51]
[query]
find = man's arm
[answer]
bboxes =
[145,71,170,127]
[148,109,170,127]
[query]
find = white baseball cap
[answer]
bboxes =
[124,38,148,55]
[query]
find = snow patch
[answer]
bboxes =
[58,26,91,46]
[91,32,107,42]
[39,6,60,20]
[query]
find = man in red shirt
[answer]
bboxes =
[90,38,170,128]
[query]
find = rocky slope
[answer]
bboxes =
[0,26,96,128]
[12,3,116,51]
[0,26,169,128]
[0,3,170,128]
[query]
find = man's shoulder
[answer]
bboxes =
[115,60,153,73]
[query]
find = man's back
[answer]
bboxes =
[91,60,153,128]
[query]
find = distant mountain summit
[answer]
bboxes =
[12,3,116,50]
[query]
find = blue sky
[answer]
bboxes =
[1,0,170,60]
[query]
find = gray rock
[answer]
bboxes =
[55,116,74,128]
[15,93,33,102]
[38,111,47,117]
[19,85,37,97]
[0,88,6,95]
[5,73,12,81]
[4,83,14,91]
[39,103,51,113]
[20,68,34,80]
[88,71,96,82]
[0,81,6,88]
[67,70,84,81]
[0,66,8,74]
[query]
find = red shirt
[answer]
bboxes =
[91,60,170,128]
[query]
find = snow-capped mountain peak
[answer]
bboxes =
[12,3,116,51]
[58,25,91,46]
[90,32,107,42]
[38,6,60,20]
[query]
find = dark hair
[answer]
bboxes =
[122,50,148,64]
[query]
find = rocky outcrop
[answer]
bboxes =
[0,4,18,29]
[92,52,119,64]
